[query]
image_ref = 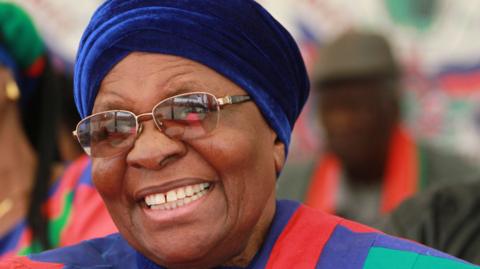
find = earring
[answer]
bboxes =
[5,80,20,101]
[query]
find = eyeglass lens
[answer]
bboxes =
[75,93,220,157]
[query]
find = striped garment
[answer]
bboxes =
[1,200,477,268]
[0,155,117,259]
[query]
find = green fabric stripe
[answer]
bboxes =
[363,247,417,269]
[0,3,44,69]
[363,247,479,269]
[15,191,74,256]
[17,240,42,256]
[48,191,74,247]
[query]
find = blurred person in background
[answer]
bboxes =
[277,30,480,226]
[383,179,480,264]
[0,3,115,259]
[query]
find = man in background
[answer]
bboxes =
[277,30,479,226]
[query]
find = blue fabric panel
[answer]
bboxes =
[316,225,378,269]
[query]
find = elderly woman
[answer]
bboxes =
[2,1,478,268]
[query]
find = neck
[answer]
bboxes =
[0,104,37,199]
[224,192,276,267]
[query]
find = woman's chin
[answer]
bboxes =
[142,242,226,269]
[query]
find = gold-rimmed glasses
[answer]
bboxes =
[73,92,250,157]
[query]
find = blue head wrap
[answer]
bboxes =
[75,0,309,151]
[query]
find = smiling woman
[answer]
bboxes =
[88,53,281,267]
[2,1,479,269]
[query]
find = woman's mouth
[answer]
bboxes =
[144,182,211,210]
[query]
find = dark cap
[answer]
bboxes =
[314,30,400,85]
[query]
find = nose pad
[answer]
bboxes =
[137,120,165,137]
[153,118,165,131]
[137,123,144,135]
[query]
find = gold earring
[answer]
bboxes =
[5,80,20,101]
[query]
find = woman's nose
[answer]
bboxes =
[126,121,187,170]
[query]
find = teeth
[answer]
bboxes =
[177,188,186,199]
[156,194,166,204]
[185,186,193,196]
[151,204,165,210]
[193,185,200,192]
[144,183,211,210]
[146,196,154,205]
[146,194,165,206]
[166,191,177,202]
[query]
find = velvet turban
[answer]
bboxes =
[74,0,309,150]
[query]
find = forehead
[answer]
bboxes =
[93,53,246,112]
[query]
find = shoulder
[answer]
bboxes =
[0,233,136,268]
[328,211,478,268]
[279,204,478,268]
[359,232,477,269]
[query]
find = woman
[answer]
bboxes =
[0,3,115,258]
[3,1,478,268]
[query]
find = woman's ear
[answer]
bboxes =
[5,80,20,101]
[0,69,20,102]
[273,138,285,174]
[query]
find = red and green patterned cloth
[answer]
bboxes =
[1,200,477,268]
[0,155,117,259]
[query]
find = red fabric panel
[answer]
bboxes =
[0,256,63,269]
[265,205,340,269]
[59,185,117,246]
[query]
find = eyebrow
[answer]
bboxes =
[94,80,212,113]
[166,80,210,96]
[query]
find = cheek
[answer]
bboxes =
[92,157,132,233]
[92,157,126,198]
[196,125,277,212]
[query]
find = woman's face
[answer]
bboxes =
[91,53,284,268]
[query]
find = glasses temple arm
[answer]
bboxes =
[217,95,251,107]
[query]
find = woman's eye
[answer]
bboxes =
[176,106,207,120]
[91,128,109,142]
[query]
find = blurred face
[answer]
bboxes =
[318,79,398,174]
[91,53,283,268]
